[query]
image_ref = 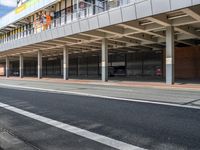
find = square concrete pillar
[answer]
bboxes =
[19,54,24,78]
[166,26,175,85]
[38,50,42,79]
[101,38,108,82]
[63,46,69,80]
[6,57,10,78]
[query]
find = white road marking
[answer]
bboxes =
[0,83,199,110]
[0,102,145,150]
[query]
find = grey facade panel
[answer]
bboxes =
[8,42,13,50]
[88,16,99,30]
[152,0,171,14]
[0,45,2,51]
[3,44,5,50]
[109,8,123,25]
[46,30,53,41]
[64,24,73,35]
[41,32,47,41]
[1,44,4,51]
[98,13,110,28]
[20,39,26,47]
[192,0,200,5]
[29,35,35,43]
[80,19,90,32]
[36,33,42,43]
[71,21,81,34]
[135,0,153,18]
[1,45,4,51]
[51,28,59,39]
[31,35,38,44]
[59,26,67,37]
[13,40,19,48]
[170,0,192,10]
[15,40,20,48]
[25,38,30,46]
[121,4,136,22]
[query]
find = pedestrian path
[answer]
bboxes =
[0,77,200,108]
[1,77,200,91]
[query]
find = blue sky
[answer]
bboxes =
[0,0,17,17]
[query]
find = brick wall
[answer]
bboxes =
[175,46,200,79]
[0,64,5,76]
[163,46,200,79]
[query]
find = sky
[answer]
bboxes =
[0,0,17,17]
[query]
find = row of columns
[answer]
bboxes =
[6,54,24,78]
[4,26,175,84]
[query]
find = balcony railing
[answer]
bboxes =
[0,0,146,45]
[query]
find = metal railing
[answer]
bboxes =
[0,0,147,45]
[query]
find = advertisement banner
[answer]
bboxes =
[15,0,41,14]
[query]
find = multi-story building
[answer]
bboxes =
[0,0,199,84]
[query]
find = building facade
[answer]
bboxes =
[0,0,200,84]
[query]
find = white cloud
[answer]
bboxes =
[0,0,17,7]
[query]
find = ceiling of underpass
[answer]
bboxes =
[0,5,200,59]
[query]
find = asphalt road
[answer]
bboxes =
[0,87,199,150]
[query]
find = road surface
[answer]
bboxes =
[0,87,199,150]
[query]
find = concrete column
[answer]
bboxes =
[63,46,69,80]
[101,38,108,82]
[37,50,42,79]
[6,57,10,78]
[19,54,24,78]
[166,26,175,84]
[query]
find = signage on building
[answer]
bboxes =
[15,0,41,14]
[17,0,28,7]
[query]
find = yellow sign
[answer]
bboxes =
[15,0,41,14]
[15,4,26,14]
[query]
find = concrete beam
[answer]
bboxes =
[70,34,92,41]
[98,26,125,35]
[110,37,140,45]
[176,26,200,39]
[80,31,107,38]
[122,22,165,38]
[182,7,200,21]
[147,15,200,39]
[147,15,171,26]
[126,33,157,43]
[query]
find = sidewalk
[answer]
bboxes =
[0,77,200,107]
[1,76,200,91]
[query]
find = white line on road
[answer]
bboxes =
[0,102,145,150]
[0,83,199,110]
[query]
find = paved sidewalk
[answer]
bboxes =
[1,77,200,91]
[0,77,200,107]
